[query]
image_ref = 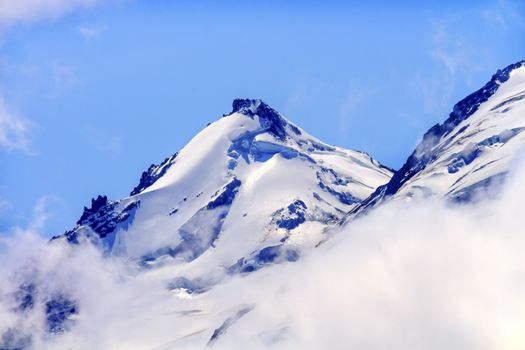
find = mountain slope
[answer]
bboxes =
[5,62,525,350]
[54,99,392,274]
[348,60,525,218]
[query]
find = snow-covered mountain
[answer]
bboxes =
[5,61,525,350]
[3,100,392,348]
[348,60,525,218]
[54,98,392,273]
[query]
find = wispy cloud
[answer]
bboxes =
[416,0,525,119]
[1,195,65,233]
[429,16,486,81]
[0,1,109,153]
[0,0,106,25]
[0,95,32,152]
[478,0,525,32]
[78,24,105,37]
[28,196,60,232]
[412,15,489,119]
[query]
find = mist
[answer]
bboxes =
[1,161,525,349]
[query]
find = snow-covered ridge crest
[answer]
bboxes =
[229,98,299,140]
[348,59,525,218]
[53,98,392,275]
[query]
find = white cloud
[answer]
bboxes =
[428,17,480,78]
[0,0,105,25]
[0,95,31,152]
[0,160,524,349]
[412,16,490,119]
[417,1,525,119]
[0,0,111,153]
[78,24,105,37]
[209,160,525,350]
[28,196,57,232]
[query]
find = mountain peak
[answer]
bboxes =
[52,95,393,263]
[231,98,264,114]
[495,59,525,80]
[230,98,296,139]
[445,59,525,131]
[347,59,525,218]
[403,59,525,171]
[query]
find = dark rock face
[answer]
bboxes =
[231,98,291,139]
[45,297,78,334]
[130,153,178,196]
[53,152,176,243]
[55,197,140,243]
[78,195,109,223]
[231,98,255,112]
[255,245,299,264]
[0,329,31,350]
[76,196,118,237]
[0,284,35,349]
[1,288,78,349]
[445,60,524,131]
[14,283,36,313]
[272,200,307,230]
[206,178,242,210]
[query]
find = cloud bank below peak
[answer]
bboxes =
[1,154,525,349]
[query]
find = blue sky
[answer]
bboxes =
[0,0,524,237]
